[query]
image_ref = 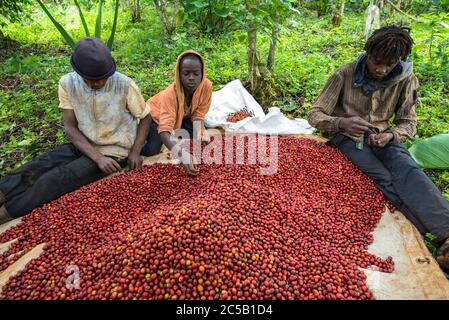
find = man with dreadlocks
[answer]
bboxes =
[308,25,449,270]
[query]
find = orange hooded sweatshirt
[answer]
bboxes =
[147,50,212,134]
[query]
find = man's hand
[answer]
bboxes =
[367,132,394,148]
[180,151,199,177]
[195,125,210,143]
[339,116,375,138]
[127,150,143,170]
[95,155,122,174]
[161,131,200,176]
[183,162,199,177]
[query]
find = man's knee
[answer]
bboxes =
[327,133,347,149]
[37,143,78,162]
[377,144,420,171]
[33,156,102,190]
[141,144,162,157]
[142,124,163,157]
[330,135,394,187]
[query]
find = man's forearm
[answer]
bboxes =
[65,126,103,162]
[192,119,204,128]
[384,118,417,144]
[130,114,152,154]
[192,119,205,137]
[308,108,342,134]
[160,131,177,151]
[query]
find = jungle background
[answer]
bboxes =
[0,0,448,204]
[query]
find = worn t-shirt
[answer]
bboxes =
[58,72,150,158]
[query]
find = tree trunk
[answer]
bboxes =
[393,0,401,16]
[136,0,141,21]
[247,20,258,93]
[244,0,279,108]
[129,0,141,23]
[331,0,345,27]
[153,0,176,35]
[365,2,380,39]
[0,29,12,49]
[267,13,279,74]
[0,29,6,49]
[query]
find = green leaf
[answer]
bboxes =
[184,0,207,13]
[176,8,187,24]
[426,233,438,242]
[18,139,31,147]
[192,1,208,8]
[74,0,90,37]
[107,0,119,50]
[9,135,18,147]
[36,0,75,48]
[251,8,269,18]
[213,8,230,18]
[95,0,105,39]
[280,103,297,112]
[409,134,449,169]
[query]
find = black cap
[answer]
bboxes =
[70,37,116,80]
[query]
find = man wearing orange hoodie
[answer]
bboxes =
[142,50,212,176]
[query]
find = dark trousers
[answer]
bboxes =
[141,118,194,157]
[0,144,126,218]
[329,133,449,243]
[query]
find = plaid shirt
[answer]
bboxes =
[308,61,419,144]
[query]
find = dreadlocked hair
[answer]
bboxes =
[365,25,414,61]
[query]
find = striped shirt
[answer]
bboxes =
[308,61,419,144]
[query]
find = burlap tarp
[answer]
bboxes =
[1,133,448,299]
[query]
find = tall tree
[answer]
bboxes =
[331,0,345,27]
[153,0,179,35]
[365,0,381,39]
[128,0,141,23]
[244,0,299,107]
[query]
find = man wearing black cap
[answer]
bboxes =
[0,37,152,224]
